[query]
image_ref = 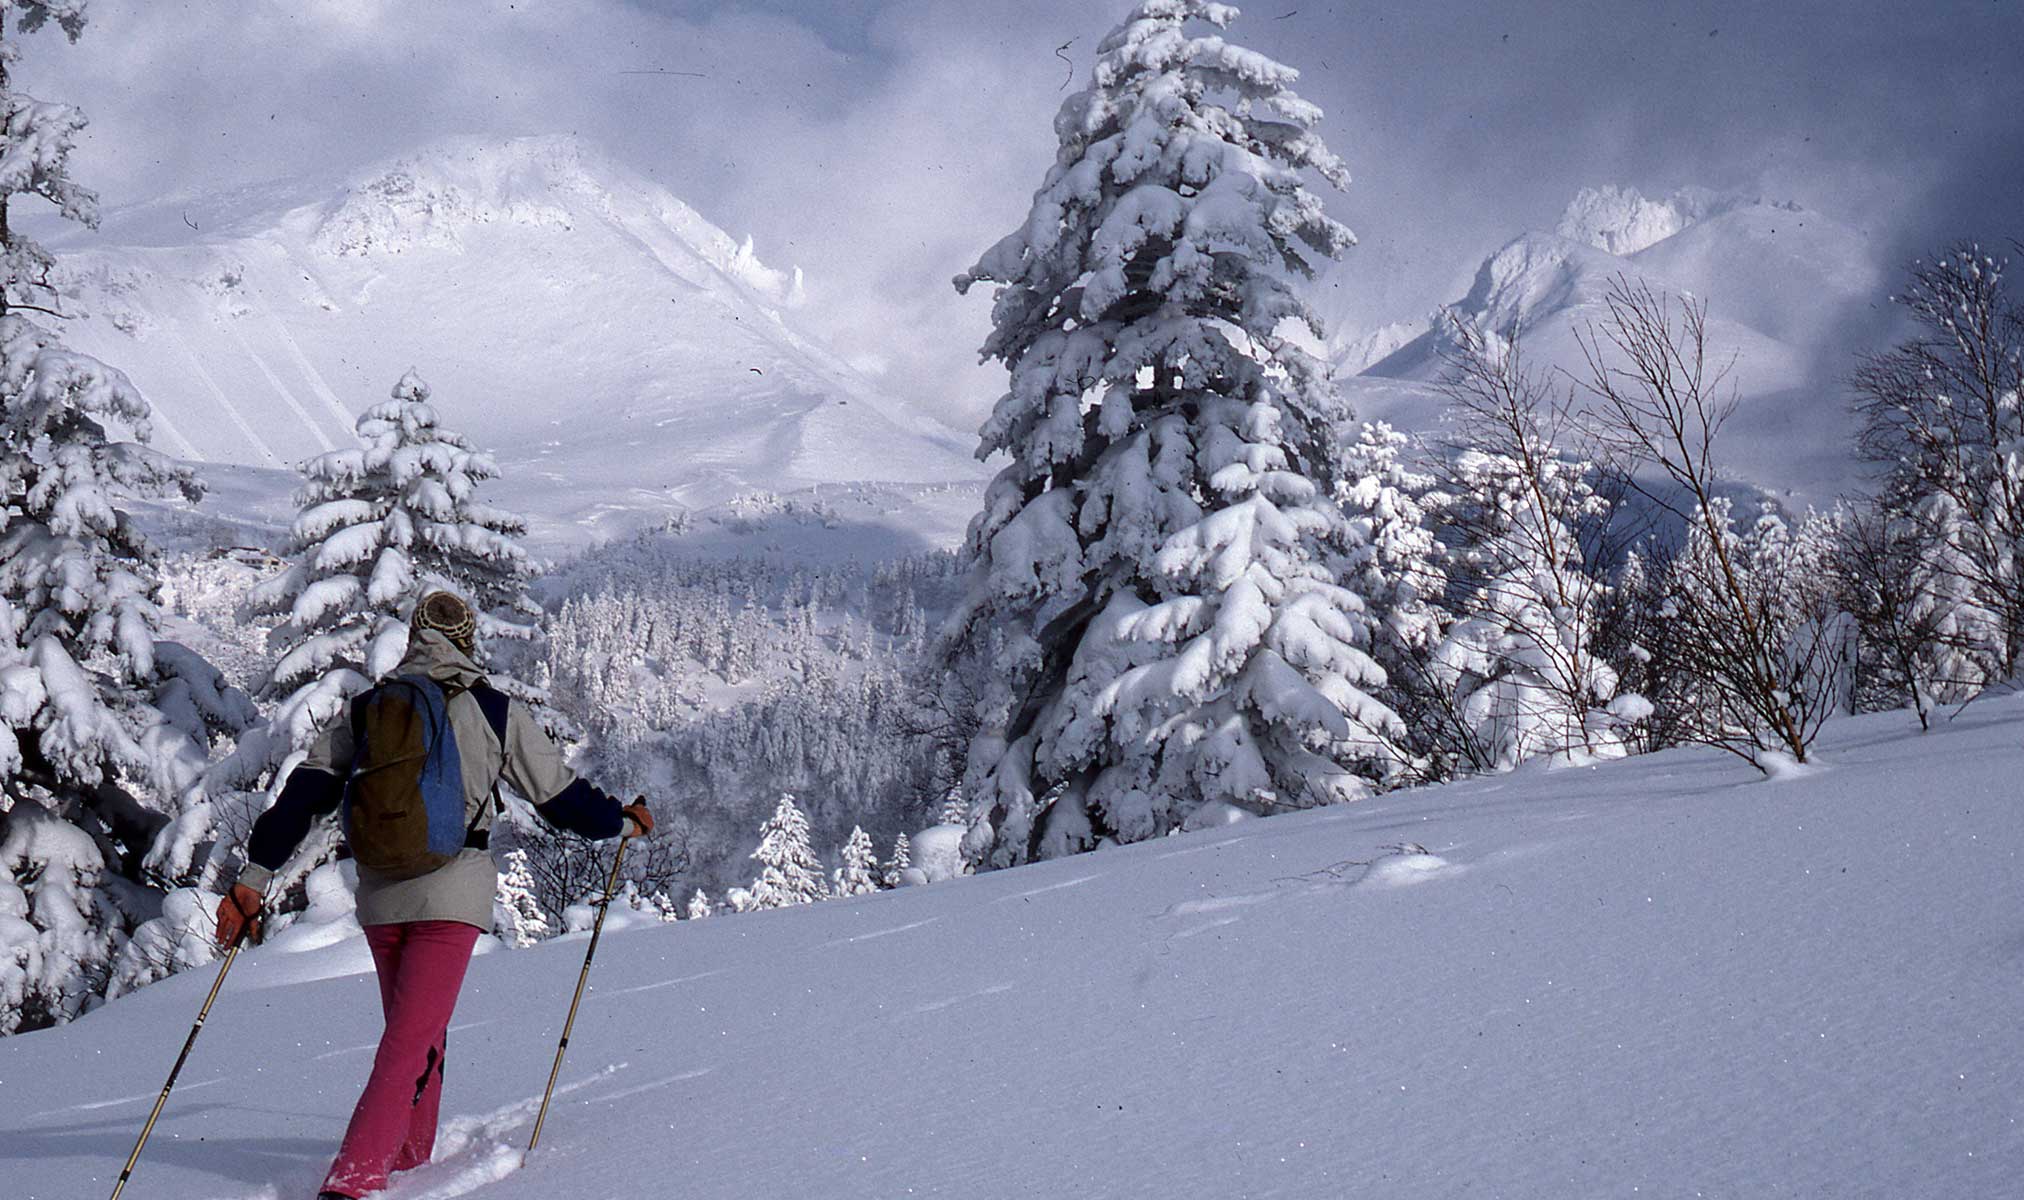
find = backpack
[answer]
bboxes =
[341,675,509,881]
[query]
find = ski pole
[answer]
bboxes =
[528,830,632,1153]
[109,927,248,1200]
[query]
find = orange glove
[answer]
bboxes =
[621,797,654,839]
[214,883,264,948]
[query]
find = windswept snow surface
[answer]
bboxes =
[5,701,2022,1198]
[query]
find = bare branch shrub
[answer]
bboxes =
[1578,276,1845,768]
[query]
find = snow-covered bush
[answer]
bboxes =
[881,833,912,890]
[493,848,551,948]
[1640,501,1852,763]
[908,824,970,885]
[945,0,1401,868]
[1580,278,1843,767]
[1852,244,2024,697]
[1428,328,1637,772]
[1335,421,1453,780]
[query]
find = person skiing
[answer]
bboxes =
[213,589,650,1200]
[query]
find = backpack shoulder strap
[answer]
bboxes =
[468,679,513,821]
[469,680,511,746]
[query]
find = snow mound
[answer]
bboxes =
[1358,849,1457,888]
[909,823,971,883]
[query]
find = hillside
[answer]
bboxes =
[46,134,986,544]
[3,697,2018,1199]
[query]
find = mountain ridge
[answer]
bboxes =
[1337,186,1885,503]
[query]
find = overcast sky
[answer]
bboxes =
[28,0,2024,420]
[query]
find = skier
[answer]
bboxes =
[213,590,651,1200]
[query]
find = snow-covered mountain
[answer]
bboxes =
[1340,186,1888,503]
[47,135,984,542]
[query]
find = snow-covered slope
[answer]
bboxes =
[1342,187,1886,503]
[47,135,983,542]
[4,699,2019,1199]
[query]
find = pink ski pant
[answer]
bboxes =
[322,920,480,1198]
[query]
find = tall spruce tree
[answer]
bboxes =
[944,0,1400,868]
[0,2,255,1031]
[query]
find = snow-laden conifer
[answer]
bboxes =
[831,825,880,897]
[744,793,825,909]
[882,832,912,890]
[685,888,713,920]
[493,848,551,948]
[1335,421,1450,778]
[0,3,256,1031]
[945,0,1400,867]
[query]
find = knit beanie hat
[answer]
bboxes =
[412,590,477,654]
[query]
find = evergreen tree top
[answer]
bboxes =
[6,2,90,42]
[955,0,1349,332]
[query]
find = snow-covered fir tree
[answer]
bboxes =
[744,793,825,910]
[147,369,550,909]
[831,825,880,897]
[0,2,255,1032]
[944,0,1401,868]
[252,369,545,704]
[493,848,551,948]
[685,888,713,920]
[882,832,911,889]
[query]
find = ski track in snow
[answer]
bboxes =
[576,1067,715,1106]
[52,1074,228,1114]
[590,967,731,1000]
[1153,836,1249,859]
[1170,916,1242,940]
[907,982,1015,1015]
[227,323,337,454]
[1163,889,1280,918]
[818,917,939,947]
[311,1019,496,1060]
[995,874,1103,902]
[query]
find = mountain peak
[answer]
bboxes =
[1555,184,1805,258]
[307,133,803,307]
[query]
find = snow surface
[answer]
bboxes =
[4,698,2021,1198]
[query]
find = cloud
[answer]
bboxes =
[23,0,2024,435]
